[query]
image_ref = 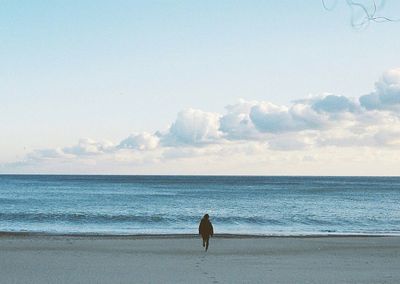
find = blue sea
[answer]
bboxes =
[0,175,399,236]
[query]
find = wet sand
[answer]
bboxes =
[0,234,399,283]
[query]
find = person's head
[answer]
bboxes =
[203,214,209,220]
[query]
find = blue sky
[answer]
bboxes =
[1,1,400,174]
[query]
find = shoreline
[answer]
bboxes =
[1,231,398,239]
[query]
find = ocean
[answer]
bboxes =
[0,175,399,236]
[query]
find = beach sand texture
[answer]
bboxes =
[1,235,399,284]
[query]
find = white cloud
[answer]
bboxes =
[118,132,159,151]
[166,108,222,145]
[249,101,326,133]
[28,148,70,160]
[360,68,400,110]
[63,138,114,156]
[312,95,357,113]
[219,100,260,140]
[4,68,400,174]
[373,130,400,147]
[267,132,316,151]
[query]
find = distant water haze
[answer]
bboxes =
[0,175,399,235]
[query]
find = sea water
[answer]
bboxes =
[0,175,399,235]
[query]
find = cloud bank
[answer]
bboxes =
[4,68,400,174]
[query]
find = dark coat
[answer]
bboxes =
[199,218,214,237]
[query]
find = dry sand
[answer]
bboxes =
[0,234,399,284]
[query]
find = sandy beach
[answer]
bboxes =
[0,234,399,284]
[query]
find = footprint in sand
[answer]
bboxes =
[208,274,219,283]
[196,254,219,283]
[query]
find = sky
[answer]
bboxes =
[1,0,400,175]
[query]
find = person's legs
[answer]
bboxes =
[205,236,210,251]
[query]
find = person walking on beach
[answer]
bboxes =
[199,214,213,251]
